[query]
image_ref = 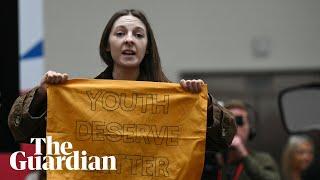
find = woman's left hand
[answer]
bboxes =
[180,79,204,93]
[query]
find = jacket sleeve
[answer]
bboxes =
[206,93,236,152]
[8,87,47,143]
[242,152,281,180]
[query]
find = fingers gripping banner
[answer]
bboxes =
[47,79,208,180]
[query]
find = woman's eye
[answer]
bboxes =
[135,33,144,38]
[115,32,125,37]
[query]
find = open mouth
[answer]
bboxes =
[122,50,136,55]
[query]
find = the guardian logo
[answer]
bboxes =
[10,136,116,171]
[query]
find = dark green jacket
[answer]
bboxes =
[220,151,280,180]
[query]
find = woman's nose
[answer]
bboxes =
[124,33,134,44]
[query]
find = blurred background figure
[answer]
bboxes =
[282,135,314,180]
[213,100,280,180]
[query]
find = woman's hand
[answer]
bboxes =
[38,71,69,96]
[180,79,204,93]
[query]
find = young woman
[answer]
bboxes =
[8,8,235,157]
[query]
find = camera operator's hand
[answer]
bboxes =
[38,71,69,97]
[231,135,249,158]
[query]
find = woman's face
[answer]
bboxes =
[292,142,314,171]
[108,15,148,69]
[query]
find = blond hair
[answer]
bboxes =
[281,135,314,180]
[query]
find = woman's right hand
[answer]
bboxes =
[38,70,69,96]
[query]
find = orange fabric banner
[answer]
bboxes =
[47,79,207,180]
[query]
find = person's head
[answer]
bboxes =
[282,135,314,179]
[225,100,251,143]
[99,9,169,82]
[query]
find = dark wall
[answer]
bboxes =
[0,0,20,152]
